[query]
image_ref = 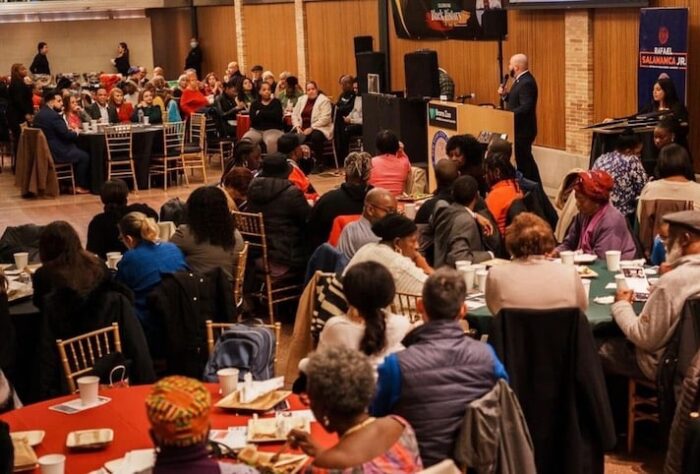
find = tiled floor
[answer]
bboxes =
[0,163,665,473]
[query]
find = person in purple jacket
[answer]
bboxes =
[551,170,637,260]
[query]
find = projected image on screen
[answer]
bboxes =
[505,0,648,8]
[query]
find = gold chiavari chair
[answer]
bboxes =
[104,124,138,191]
[149,121,186,190]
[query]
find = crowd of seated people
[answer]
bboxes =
[7,49,700,473]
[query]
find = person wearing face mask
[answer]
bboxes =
[184,37,203,80]
[33,90,91,193]
[497,53,540,183]
[599,210,700,382]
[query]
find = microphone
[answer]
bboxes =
[455,93,476,102]
[500,74,509,94]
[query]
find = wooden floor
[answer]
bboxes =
[0,162,664,473]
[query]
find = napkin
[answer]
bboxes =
[594,296,615,305]
[12,437,38,470]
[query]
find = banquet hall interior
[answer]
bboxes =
[2,0,700,473]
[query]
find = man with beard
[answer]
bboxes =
[33,90,91,193]
[599,210,700,381]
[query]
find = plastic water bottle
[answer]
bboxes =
[137,109,144,124]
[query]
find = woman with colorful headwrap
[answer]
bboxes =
[146,376,258,474]
[345,214,433,295]
[551,170,637,259]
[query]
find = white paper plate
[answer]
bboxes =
[105,449,155,474]
[10,430,45,447]
[574,254,597,264]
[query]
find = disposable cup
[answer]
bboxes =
[77,375,100,406]
[455,260,472,270]
[82,122,90,132]
[615,274,628,291]
[560,251,575,265]
[476,269,488,293]
[606,250,621,272]
[143,116,150,125]
[471,264,486,273]
[106,252,122,270]
[13,252,29,270]
[403,203,417,220]
[217,368,239,397]
[582,279,591,299]
[38,454,66,474]
[460,266,476,293]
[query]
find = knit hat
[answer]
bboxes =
[574,170,613,203]
[371,214,417,241]
[145,376,211,447]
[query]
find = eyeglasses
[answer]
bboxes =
[369,203,397,214]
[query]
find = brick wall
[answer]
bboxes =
[564,10,594,157]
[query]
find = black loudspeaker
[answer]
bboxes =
[354,36,373,54]
[355,51,386,94]
[482,9,508,39]
[404,50,439,98]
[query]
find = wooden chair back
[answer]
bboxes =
[189,113,207,147]
[232,211,269,269]
[392,292,422,323]
[104,125,133,162]
[205,320,282,369]
[56,323,122,393]
[234,242,249,308]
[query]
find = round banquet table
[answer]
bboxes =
[236,114,251,141]
[77,125,164,195]
[0,385,335,473]
[466,259,646,337]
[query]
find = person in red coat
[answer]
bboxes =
[179,77,210,119]
[109,88,134,124]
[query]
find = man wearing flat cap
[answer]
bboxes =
[599,210,700,381]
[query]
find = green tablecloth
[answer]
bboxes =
[466,260,644,336]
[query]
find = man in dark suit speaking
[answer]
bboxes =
[33,90,91,193]
[498,53,541,182]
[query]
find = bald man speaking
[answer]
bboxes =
[498,53,541,183]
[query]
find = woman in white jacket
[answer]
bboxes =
[292,81,333,173]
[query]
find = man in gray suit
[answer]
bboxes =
[430,175,497,267]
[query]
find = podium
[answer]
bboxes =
[426,101,514,191]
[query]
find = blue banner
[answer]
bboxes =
[638,8,688,110]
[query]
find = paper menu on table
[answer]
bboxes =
[621,266,650,300]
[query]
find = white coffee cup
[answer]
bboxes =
[77,375,100,406]
[615,274,628,291]
[581,279,591,299]
[476,269,488,293]
[106,252,122,270]
[403,203,417,220]
[471,264,487,273]
[606,250,622,272]
[90,119,98,126]
[560,251,575,266]
[38,454,66,474]
[460,266,476,293]
[455,260,472,270]
[143,116,150,125]
[217,368,239,396]
[13,252,29,270]
[82,122,90,132]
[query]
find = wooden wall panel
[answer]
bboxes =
[149,8,192,80]
[388,5,566,149]
[306,0,379,100]
[592,9,638,123]
[593,0,700,167]
[242,3,297,78]
[197,6,237,79]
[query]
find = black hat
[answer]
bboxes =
[277,133,304,155]
[371,214,417,241]
[260,152,292,179]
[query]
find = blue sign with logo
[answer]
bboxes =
[638,8,688,110]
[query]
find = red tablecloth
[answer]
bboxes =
[1,385,334,473]
[236,114,251,141]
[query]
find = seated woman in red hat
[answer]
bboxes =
[550,170,637,260]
